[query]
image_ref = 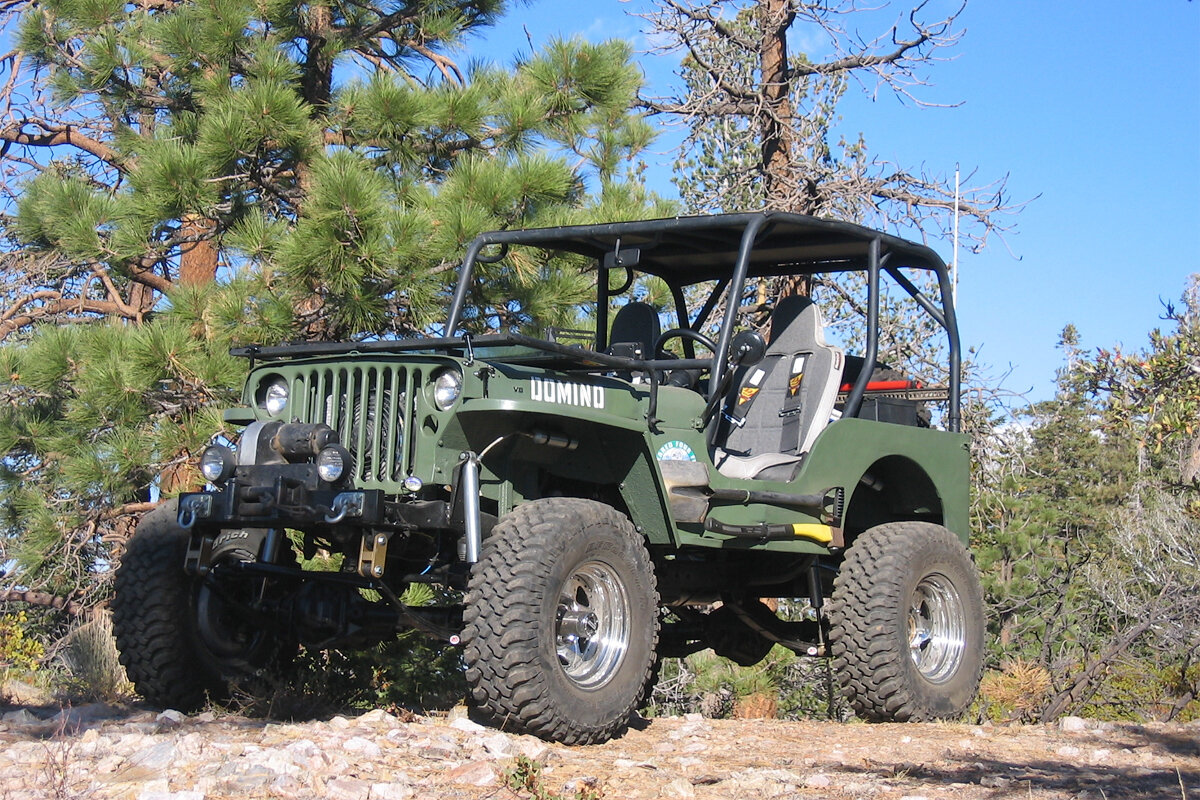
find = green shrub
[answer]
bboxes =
[0,609,45,677]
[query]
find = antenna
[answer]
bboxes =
[952,163,960,307]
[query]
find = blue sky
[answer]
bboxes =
[472,1,1200,401]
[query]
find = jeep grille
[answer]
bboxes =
[288,364,422,489]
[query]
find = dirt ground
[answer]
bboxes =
[586,714,1200,799]
[2,700,1198,800]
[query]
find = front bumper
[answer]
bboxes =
[177,464,385,530]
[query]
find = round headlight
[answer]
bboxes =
[315,444,352,484]
[432,368,462,411]
[199,445,236,484]
[259,377,289,415]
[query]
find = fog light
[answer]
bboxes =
[402,476,423,493]
[199,445,236,484]
[315,444,352,484]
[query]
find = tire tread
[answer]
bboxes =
[461,498,658,745]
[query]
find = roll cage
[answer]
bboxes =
[445,211,962,432]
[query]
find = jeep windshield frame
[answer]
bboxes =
[446,211,962,432]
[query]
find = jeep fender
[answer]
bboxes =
[454,405,677,546]
[802,418,971,543]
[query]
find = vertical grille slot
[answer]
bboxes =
[290,363,412,490]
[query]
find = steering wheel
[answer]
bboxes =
[654,328,719,360]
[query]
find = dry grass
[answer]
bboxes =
[57,612,133,703]
[979,658,1052,722]
[733,691,778,719]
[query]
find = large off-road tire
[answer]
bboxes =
[111,499,291,710]
[461,498,659,744]
[826,521,984,721]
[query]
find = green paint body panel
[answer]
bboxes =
[235,352,967,557]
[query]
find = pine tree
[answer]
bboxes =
[0,312,243,612]
[0,0,666,623]
[1,0,661,340]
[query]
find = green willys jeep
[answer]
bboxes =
[112,212,984,744]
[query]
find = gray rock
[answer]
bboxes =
[446,760,496,787]
[479,732,514,757]
[370,782,415,799]
[155,709,187,727]
[326,776,372,800]
[1059,716,1091,732]
[129,741,179,771]
[1,708,42,726]
[449,716,486,734]
[342,736,383,758]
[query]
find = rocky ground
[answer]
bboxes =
[1,699,1197,800]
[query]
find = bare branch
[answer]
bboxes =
[0,589,86,616]
[0,119,121,165]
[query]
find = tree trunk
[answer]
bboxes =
[758,0,811,306]
[127,281,156,320]
[1181,433,1200,486]
[178,214,220,286]
[758,0,795,210]
[301,2,335,111]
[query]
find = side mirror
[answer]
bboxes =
[728,330,766,367]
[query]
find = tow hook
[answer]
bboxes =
[177,494,213,530]
[323,492,369,524]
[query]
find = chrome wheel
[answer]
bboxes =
[555,560,631,690]
[908,572,967,684]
